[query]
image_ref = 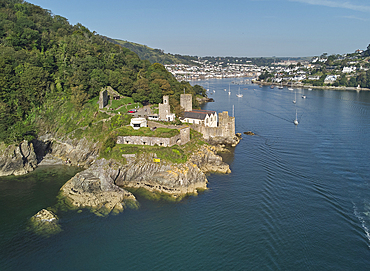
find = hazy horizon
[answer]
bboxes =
[27,0,370,58]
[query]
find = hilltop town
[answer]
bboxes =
[165,60,261,81]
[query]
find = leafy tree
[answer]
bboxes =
[193,85,206,96]
[70,84,89,110]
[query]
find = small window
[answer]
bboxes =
[133,124,140,127]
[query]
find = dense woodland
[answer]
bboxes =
[107,38,198,66]
[0,0,205,144]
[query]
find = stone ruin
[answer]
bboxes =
[99,89,108,109]
[99,86,121,109]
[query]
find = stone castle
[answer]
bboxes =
[115,91,237,148]
[179,94,236,141]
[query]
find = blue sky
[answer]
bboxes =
[27,0,370,57]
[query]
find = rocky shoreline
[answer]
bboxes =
[1,134,238,233]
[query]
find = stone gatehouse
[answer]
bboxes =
[191,111,235,140]
[116,127,190,147]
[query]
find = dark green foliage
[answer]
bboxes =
[258,71,273,80]
[0,0,201,143]
[102,135,117,152]
[193,85,206,96]
[110,38,198,66]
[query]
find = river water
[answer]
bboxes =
[1,78,370,270]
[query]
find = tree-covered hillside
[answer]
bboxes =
[108,38,198,66]
[0,0,204,144]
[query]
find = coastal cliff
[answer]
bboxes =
[0,141,37,176]
[0,136,100,177]
[37,135,100,168]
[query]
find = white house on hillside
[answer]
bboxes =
[324,75,338,83]
[342,66,357,73]
[182,110,218,127]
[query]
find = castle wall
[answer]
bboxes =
[180,127,190,145]
[117,135,173,147]
[116,127,190,147]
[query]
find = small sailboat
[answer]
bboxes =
[288,87,294,91]
[236,87,243,97]
[293,92,296,104]
[228,84,231,95]
[294,110,299,125]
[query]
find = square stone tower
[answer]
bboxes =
[180,94,192,112]
[159,95,171,121]
[218,111,235,137]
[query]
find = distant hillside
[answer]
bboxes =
[103,37,315,67]
[103,37,198,65]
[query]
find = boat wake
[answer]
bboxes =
[247,104,293,124]
[353,202,370,249]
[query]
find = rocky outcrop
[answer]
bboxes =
[0,141,37,176]
[206,133,242,148]
[0,136,100,176]
[115,157,208,198]
[38,136,100,168]
[189,145,231,174]
[58,143,231,213]
[60,159,136,216]
[114,145,230,196]
[196,96,214,104]
[28,209,61,236]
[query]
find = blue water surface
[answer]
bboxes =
[1,78,370,270]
